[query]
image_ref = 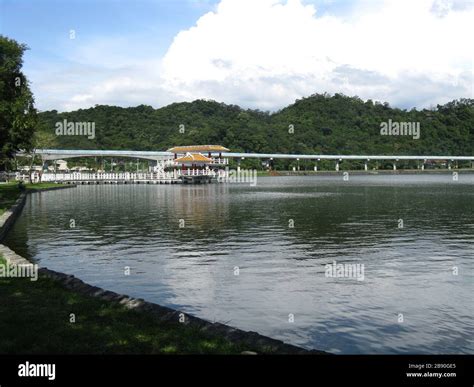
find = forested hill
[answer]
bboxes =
[37,94,474,156]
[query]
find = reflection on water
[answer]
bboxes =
[4,174,474,353]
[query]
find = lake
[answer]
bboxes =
[4,174,474,354]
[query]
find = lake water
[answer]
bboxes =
[4,175,474,354]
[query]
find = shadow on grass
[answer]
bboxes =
[0,257,248,354]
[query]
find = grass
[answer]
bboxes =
[0,183,21,216]
[0,256,252,354]
[23,182,69,191]
[0,182,68,215]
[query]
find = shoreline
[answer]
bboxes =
[260,169,474,177]
[0,182,322,354]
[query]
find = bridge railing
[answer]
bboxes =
[177,169,217,177]
[166,158,229,167]
[16,169,229,182]
[16,172,41,183]
[210,158,229,165]
[18,171,183,182]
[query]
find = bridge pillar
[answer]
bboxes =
[393,162,397,171]
[364,162,368,171]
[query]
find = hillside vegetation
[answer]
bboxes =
[36,94,474,169]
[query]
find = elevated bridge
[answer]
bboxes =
[17,149,474,162]
[17,149,474,172]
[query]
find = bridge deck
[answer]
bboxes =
[18,149,474,162]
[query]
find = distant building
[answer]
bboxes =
[47,160,68,172]
[70,166,91,172]
[56,160,68,171]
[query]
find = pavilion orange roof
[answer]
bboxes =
[167,145,229,153]
[174,153,213,163]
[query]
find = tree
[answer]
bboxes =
[0,35,37,170]
[26,131,58,183]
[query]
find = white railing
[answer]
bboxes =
[163,158,229,168]
[15,169,232,183]
[15,168,234,182]
[177,169,216,177]
[17,171,181,182]
[16,172,41,183]
[210,158,228,165]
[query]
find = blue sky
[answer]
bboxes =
[1,0,472,111]
[2,1,214,61]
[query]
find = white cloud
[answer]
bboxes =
[160,0,473,109]
[32,0,473,111]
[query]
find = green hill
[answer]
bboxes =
[37,94,474,162]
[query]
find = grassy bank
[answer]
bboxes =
[23,182,70,191]
[0,182,68,215]
[0,183,21,216]
[0,257,251,354]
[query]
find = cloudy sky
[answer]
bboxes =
[1,0,473,112]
